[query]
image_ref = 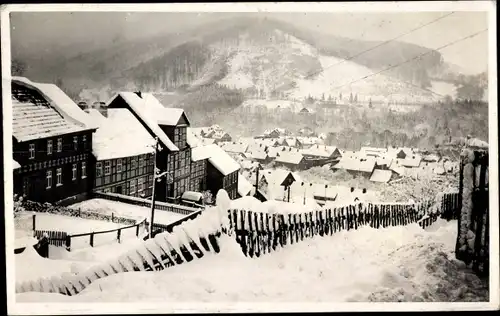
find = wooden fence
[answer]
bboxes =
[227,196,458,258]
[34,230,67,247]
[93,192,201,216]
[148,209,205,238]
[64,217,147,251]
[456,149,489,277]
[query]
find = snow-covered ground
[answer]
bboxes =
[31,212,126,235]
[15,218,488,303]
[69,198,185,225]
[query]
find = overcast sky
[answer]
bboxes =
[10,11,489,74]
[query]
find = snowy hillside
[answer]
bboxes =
[210,29,439,104]
[290,55,438,103]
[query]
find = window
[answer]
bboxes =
[148,175,154,188]
[139,156,144,167]
[57,138,62,152]
[131,157,137,169]
[47,140,53,155]
[82,162,87,178]
[130,180,136,194]
[29,143,35,159]
[56,168,62,186]
[73,136,78,150]
[96,162,102,177]
[104,161,111,175]
[72,163,77,180]
[104,187,111,193]
[138,177,144,192]
[82,135,87,150]
[117,159,122,173]
[46,170,52,189]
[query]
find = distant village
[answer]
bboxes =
[11,76,488,210]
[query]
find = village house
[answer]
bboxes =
[192,144,241,200]
[11,77,97,203]
[87,109,156,198]
[332,156,376,178]
[274,151,307,171]
[106,92,197,203]
[369,169,398,183]
[296,136,323,149]
[219,142,249,155]
[300,144,342,166]
[245,150,272,164]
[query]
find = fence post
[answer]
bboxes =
[90,232,94,247]
[112,212,114,223]
[117,229,121,243]
[136,224,140,237]
[32,214,36,232]
[65,235,71,252]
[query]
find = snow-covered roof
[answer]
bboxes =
[284,137,298,147]
[108,92,178,152]
[423,154,441,162]
[11,77,96,142]
[360,146,387,157]
[296,136,322,145]
[333,156,376,173]
[181,191,203,202]
[191,145,212,162]
[246,150,269,161]
[275,151,304,165]
[394,155,422,168]
[375,155,393,166]
[238,175,253,197]
[369,169,393,183]
[13,159,21,170]
[12,77,98,130]
[192,144,240,176]
[261,169,302,187]
[186,128,200,148]
[301,145,339,158]
[467,138,489,148]
[220,142,248,154]
[91,109,156,160]
[255,138,279,148]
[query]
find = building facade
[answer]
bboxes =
[11,77,96,203]
[93,153,155,198]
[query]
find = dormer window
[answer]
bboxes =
[57,138,62,152]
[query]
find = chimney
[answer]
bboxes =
[135,91,142,98]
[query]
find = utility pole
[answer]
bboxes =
[149,137,159,239]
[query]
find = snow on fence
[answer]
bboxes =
[24,201,148,251]
[15,190,461,297]
[15,192,230,297]
[93,192,201,216]
[66,217,147,251]
[227,196,452,258]
[149,209,204,236]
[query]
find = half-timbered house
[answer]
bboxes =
[11,77,97,203]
